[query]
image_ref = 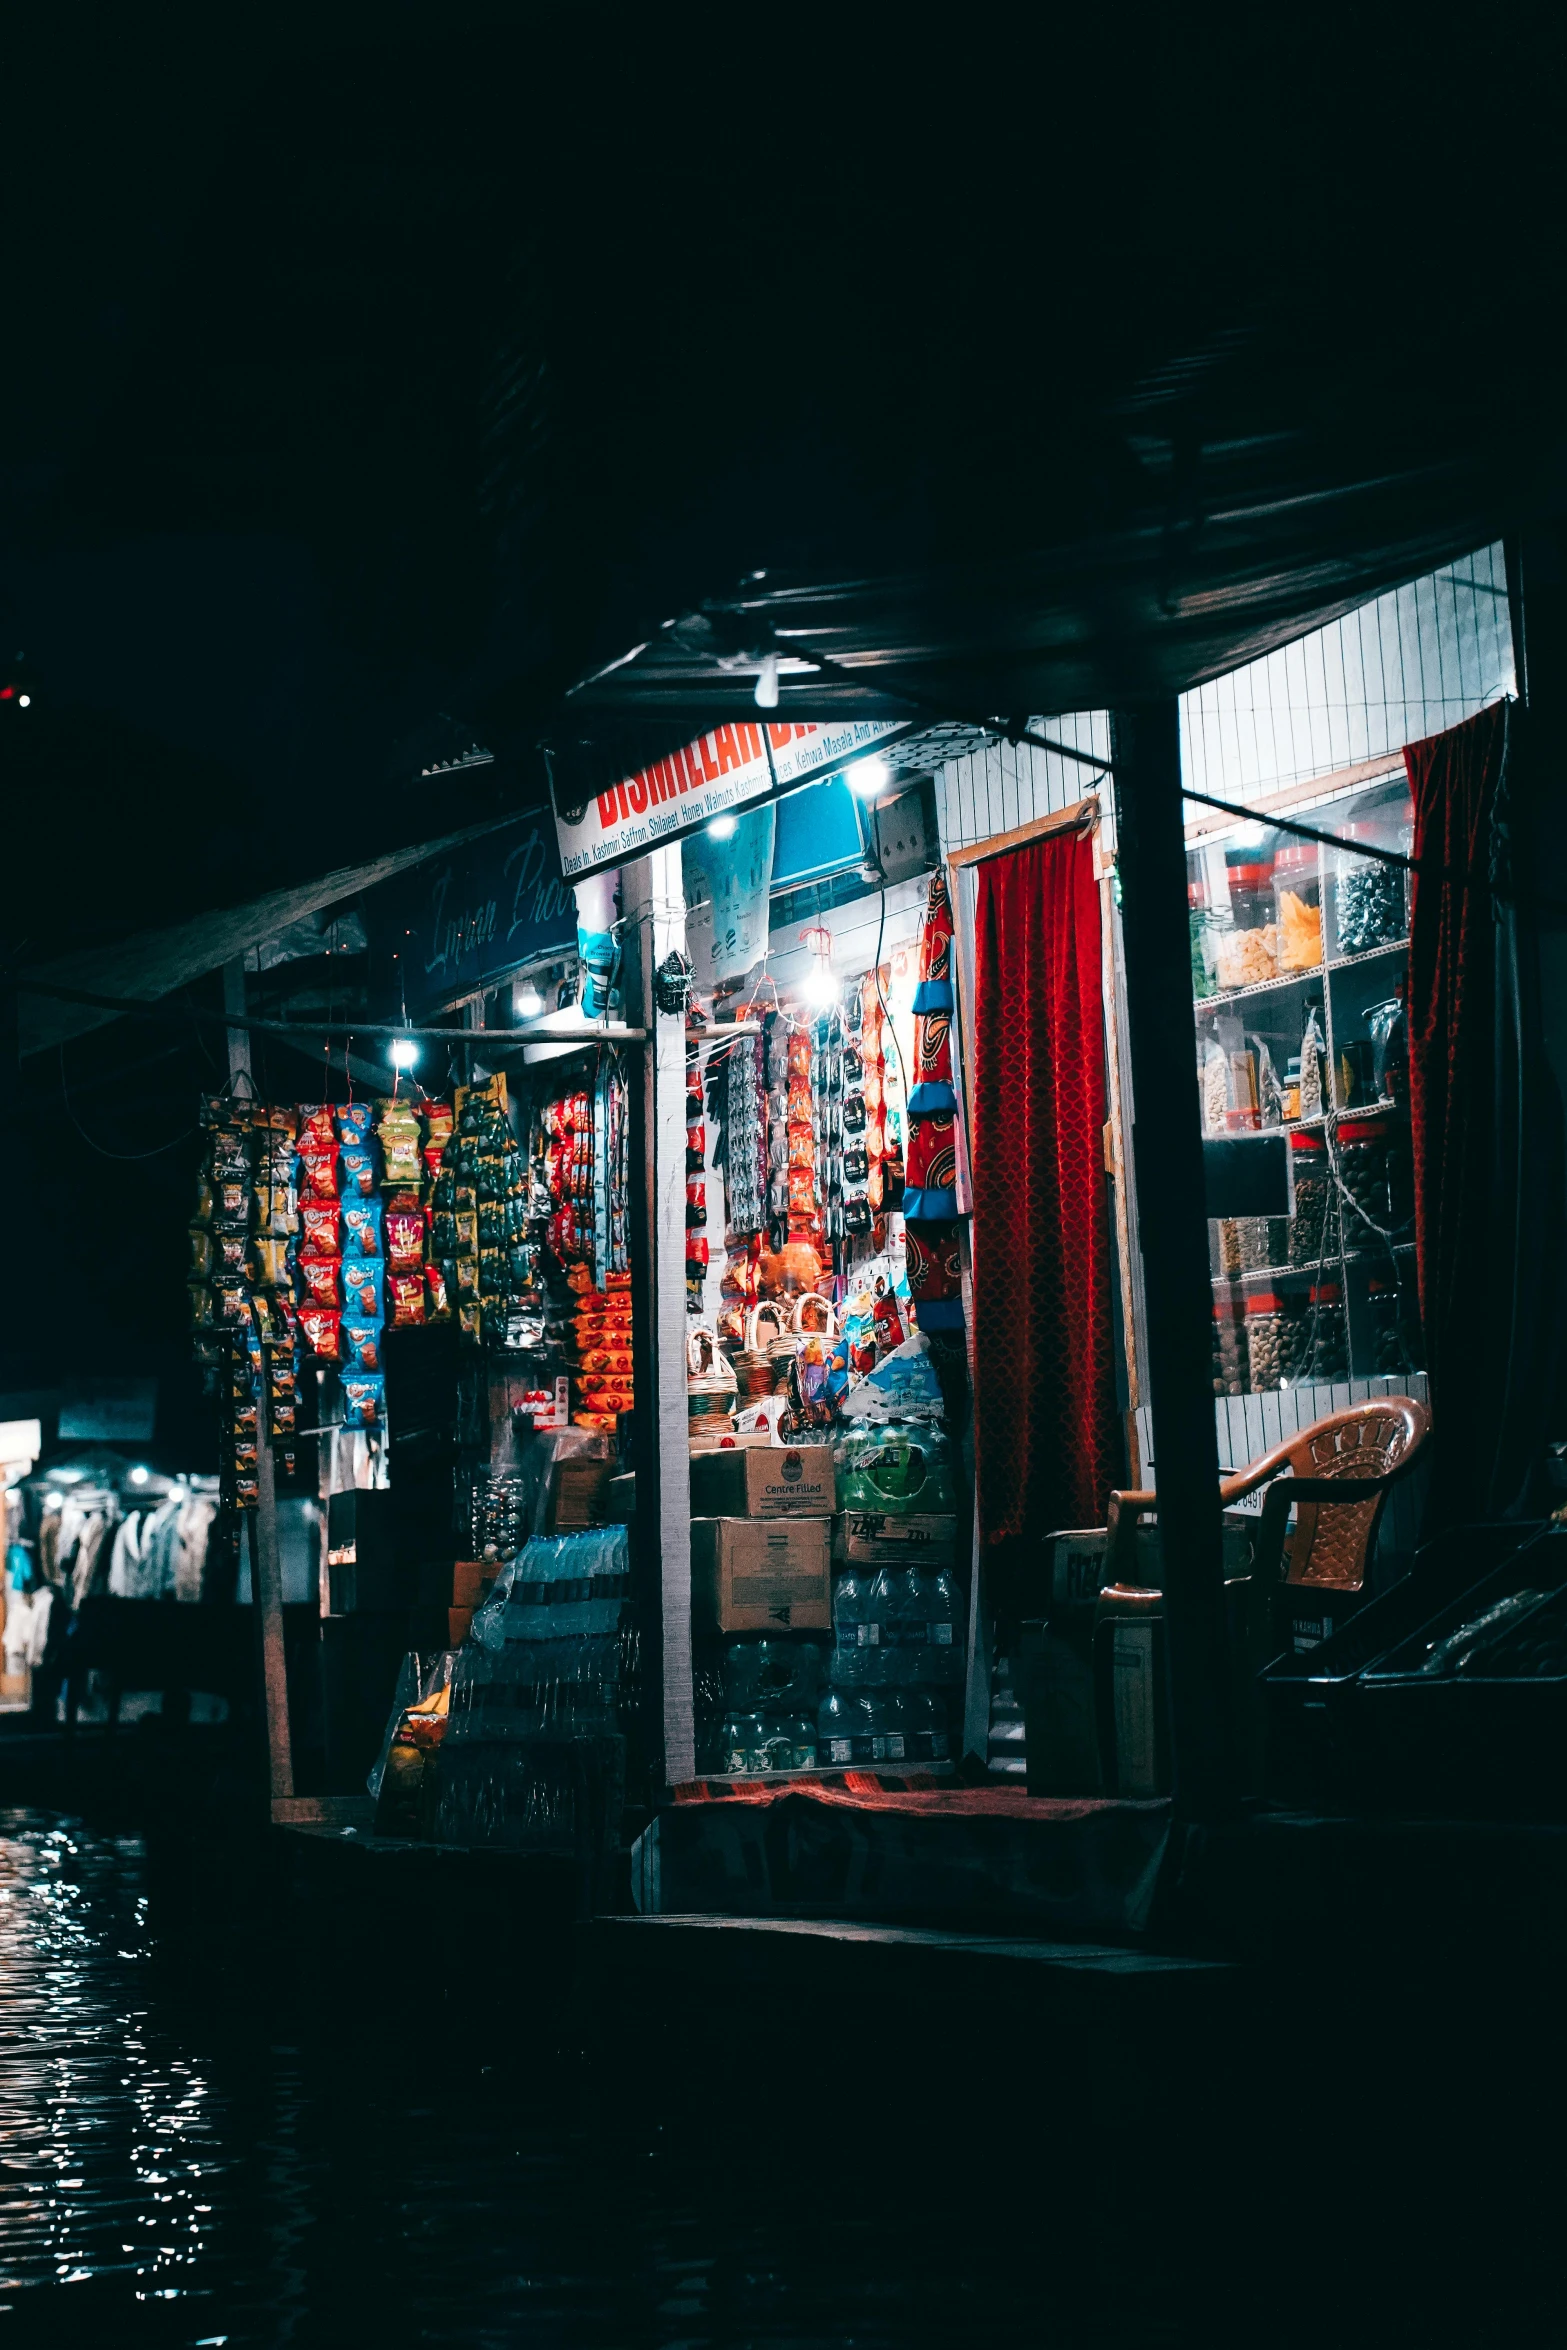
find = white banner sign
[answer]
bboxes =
[552,717,914,878]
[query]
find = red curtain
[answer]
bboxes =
[1405,699,1508,1524]
[971,828,1120,1545]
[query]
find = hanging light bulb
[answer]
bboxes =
[707,813,737,840]
[754,653,780,710]
[800,921,838,1007]
[848,755,889,798]
[513,978,545,1020]
[389,1036,419,1071]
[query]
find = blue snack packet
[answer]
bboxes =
[341,1319,383,1372]
[341,1198,384,1258]
[341,1372,385,1428]
[340,1255,385,1321]
[336,1102,374,1148]
[340,1146,378,1199]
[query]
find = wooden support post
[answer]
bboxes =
[1108,708,1236,1819]
[622,853,695,1787]
[224,956,295,1805]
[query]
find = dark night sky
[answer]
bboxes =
[3,7,1563,1460]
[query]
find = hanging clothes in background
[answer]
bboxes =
[969,827,1120,1573]
[1406,698,1560,1523]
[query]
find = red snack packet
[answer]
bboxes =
[297,1146,339,1200]
[385,1208,424,1272]
[424,1262,451,1320]
[301,1201,341,1256]
[297,1256,340,1308]
[296,1305,342,1359]
[387,1270,426,1328]
[297,1104,335,1146]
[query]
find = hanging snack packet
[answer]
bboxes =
[336,1102,373,1148]
[296,1304,342,1360]
[384,1207,424,1272]
[188,1226,213,1277]
[188,1283,215,1329]
[297,1256,339,1308]
[424,1261,452,1320]
[234,1475,260,1511]
[215,1178,251,1224]
[341,1318,383,1371]
[387,1270,425,1328]
[423,1101,453,1145]
[297,1104,335,1146]
[270,1398,296,1440]
[249,1234,291,1289]
[341,1199,384,1258]
[376,1098,423,1187]
[230,1435,259,1477]
[253,1184,297,1239]
[301,1201,341,1256]
[213,1227,249,1274]
[457,1299,482,1344]
[212,1274,251,1323]
[297,1146,340,1201]
[340,1147,378,1199]
[454,1254,479,1298]
[231,1395,259,1436]
[341,1373,385,1428]
[340,1256,385,1321]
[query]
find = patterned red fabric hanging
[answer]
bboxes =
[971,828,1119,1541]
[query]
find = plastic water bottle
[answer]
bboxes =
[925,1569,963,1682]
[785,1713,818,1770]
[866,1567,904,1687]
[816,1688,886,1768]
[880,1689,909,1763]
[721,1711,767,1774]
[817,1687,858,1770]
[832,1571,870,1687]
[852,1692,889,1763]
[906,1690,952,1762]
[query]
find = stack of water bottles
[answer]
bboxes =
[717,1635,826,1774]
[817,1561,959,1768]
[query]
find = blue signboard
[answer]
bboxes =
[773,776,867,888]
[365,808,577,1020]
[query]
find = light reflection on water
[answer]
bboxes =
[0,1807,1171,2348]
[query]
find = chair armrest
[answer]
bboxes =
[1250,1475,1393,1584]
[1105,1488,1157,1581]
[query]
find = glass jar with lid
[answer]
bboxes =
[1245,1290,1286,1392]
[1217,845,1278,990]
[1288,1131,1338,1266]
[1274,842,1323,972]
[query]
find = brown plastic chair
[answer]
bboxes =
[1105,1396,1431,1594]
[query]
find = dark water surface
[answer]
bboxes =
[9,1806,1562,2349]
[0,1808,1194,2349]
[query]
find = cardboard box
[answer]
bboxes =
[450,1558,499,1611]
[550,1458,615,1529]
[691,1516,832,1632]
[839,1509,962,1568]
[689,1445,834,1520]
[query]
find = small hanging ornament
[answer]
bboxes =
[654,948,693,1017]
